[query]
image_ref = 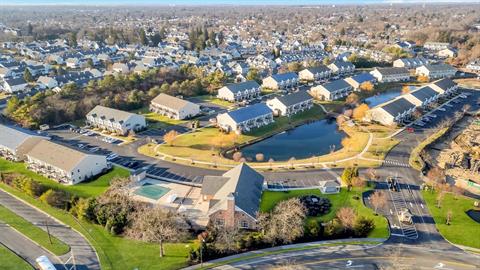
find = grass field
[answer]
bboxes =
[0,159,130,198]
[422,191,480,249]
[132,107,187,129]
[0,245,32,270]
[0,183,191,270]
[0,205,70,255]
[259,187,389,239]
[196,95,233,108]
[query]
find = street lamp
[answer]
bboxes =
[200,239,206,267]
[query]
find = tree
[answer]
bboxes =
[255,153,265,162]
[351,176,366,199]
[353,216,375,237]
[366,168,378,181]
[417,75,429,83]
[232,152,243,162]
[341,167,358,190]
[212,226,240,253]
[260,198,307,245]
[446,209,452,225]
[246,68,261,83]
[163,130,179,146]
[127,207,188,257]
[436,190,445,208]
[336,207,356,232]
[426,167,446,187]
[353,103,370,121]
[359,81,374,92]
[401,85,410,94]
[23,68,34,82]
[370,190,387,214]
[139,29,148,45]
[345,93,360,106]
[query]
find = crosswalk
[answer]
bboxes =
[385,180,419,240]
[383,159,410,168]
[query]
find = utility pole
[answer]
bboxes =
[45,220,52,245]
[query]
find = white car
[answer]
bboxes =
[429,114,437,118]
[107,153,119,160]
[437,107,446,112]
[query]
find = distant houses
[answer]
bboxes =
[217,80,261,102]
[266,91,313,116]
[2,77,28,93]
[403,86,440,108]
[86,105,146,135]
[0,124,49,162]
[216,103,273,134]
[344,73,377,90]
[393,57,429,69]
[415,64,457,79]
[262,72,299,90]
[423,42,450,51]
[466,59,480,73]
[310,79,353,101]
[370,67,410,83]
[150,93,201,120]
[201,163,264,229]
[25,139,108,185]
[298,65,332,82]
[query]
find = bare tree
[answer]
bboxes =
[255,153,265,162]
[336,207,356,232]
[127,207,188,257]
[436,190,445,208]
[213,225,240,253]
[446,209,452,225]
[260,198,307,245]
[366,168,378,181]
[163,130,179,146]
[370,190,387,214]
[351,176,366,199]
[232,151,243,162]
[268,158,275,170]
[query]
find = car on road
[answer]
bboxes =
[445,103,453,107]
[406,127,414,133]
[107,153,119,160]
[398,208,413,224]
[387,177,399,192]
[436,107,446,112]
[429,114,437,118]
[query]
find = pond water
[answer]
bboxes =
[240,119,346,162]
[364,88,402,107]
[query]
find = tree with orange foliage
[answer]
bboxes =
[417,75,429,83]
[163,130,179,146]
[401,85,410,94]
[359,81,374,92]
[353,103,370,121]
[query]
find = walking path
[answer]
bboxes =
[0,189,100,270]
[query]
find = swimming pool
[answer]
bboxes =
[134,183,170,200]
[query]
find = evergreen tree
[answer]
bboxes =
[23,68,34,82]
[139,29,148,45]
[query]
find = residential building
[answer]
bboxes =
[266,90,313,116]
[216,103,273,134]
[393,57,429,69]
[438,48,457,58]
[367,97,417,126]
[310,79,353,101]
[430,78,458,97]
[2,77,28,93]
[37,76,58,89]
[344,73,377,90]
[370,67,410,82]
[0,124,49,161]
[25,140,108,185]
[424,42,450,51]
[262,72,299,90]
[319,180,341,194]
[201,163,264,229]
[217,80,261,102]
[403,86,440,108]
[86,105,146,135]
[466,59,480,73]
[415,64,457,79]
[150,93,201,120]
[328,61,355,75]
[298,65,331,82]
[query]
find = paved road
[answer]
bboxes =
[0,222,60,268]
[0,189,100,270]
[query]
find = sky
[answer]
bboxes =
[2,0,480,5]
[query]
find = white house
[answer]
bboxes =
[262,72,299,90]
[298,65,332,82]
[370,67,410,83]
[344,73,377,90]
[367,97,417,126]
[150,93,201,120]
[393,57,429,69]
[415,64,457,79]
[86,105,146,135]
[0,124,50,161]
[25,139,108,185]
[266,91,313,116]
[66,57,81,69]
[403,86,440,108]
[328,61,355,75]
[310,79,353,101]
[216,103,273,134]
[37,76,58,89]
[438,48,457,58]
[424,42,450,51]
[2,77,28,93]
[466,59,480,73]
[217,80,261,102]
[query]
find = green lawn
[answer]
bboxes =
[0,245,32,270]
[0,158,130,198]
[259,187,389,239]
[0,183,191,270]
[196,95,233,108]
[131,107,187,129]
[422,191,480,249]
[0,205,70,255]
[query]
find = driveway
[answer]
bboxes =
[0,189,100,270]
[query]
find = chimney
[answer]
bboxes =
[225,192,235,228]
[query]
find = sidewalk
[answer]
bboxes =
[182,237,386,270]
[0,188,100,270]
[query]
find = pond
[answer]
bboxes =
[239,119,346,162]
[364,88,403,107]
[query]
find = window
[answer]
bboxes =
[239,220,249,229]
[216,219,225,227]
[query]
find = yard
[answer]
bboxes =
[259,187,389,239]
[0,183,192,270]
[0,158,130,198]
[131,106,187,129]
[0,245,32,270]
[196,94,234,108]
[422,190,480,249]
[0,204,70,255]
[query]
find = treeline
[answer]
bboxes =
[188,26,224,51]
[6,65,227,128]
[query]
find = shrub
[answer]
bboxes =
[39,189,71,210]
[23,179,47,198]
[323,218,344,238]
[353,216,375,237]
[238,231,266,250]
[300,195,331,216]
[70,197,97,221]
[304,219,322,239]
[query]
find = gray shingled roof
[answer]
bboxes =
[421,64,456,72]
[87,105,138,124]
[270,72,298,82]
[409,86,438,102]
[374,67,409,76]
[224,80,260,94]
[275,90,313,107]
[151,93,199,111]
[321,79,351,92]
[380,97,416,117]
[224,103,272,123]
[432,78,456,91]
[0,124,45,152]
[305,65,330,74]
